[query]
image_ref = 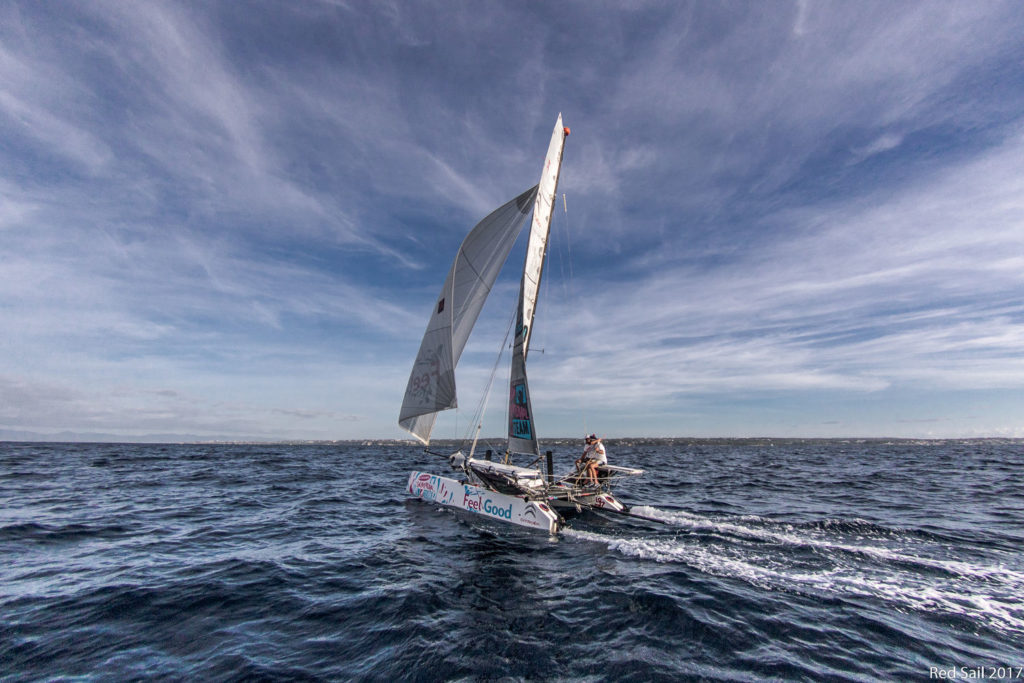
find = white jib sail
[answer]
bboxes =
[399,186,539,444]
[508,115,569,456]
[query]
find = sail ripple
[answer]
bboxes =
[399,186,538,444]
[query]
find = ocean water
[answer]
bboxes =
[2,439,1022,681]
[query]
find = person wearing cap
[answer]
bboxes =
[575,434,607,486]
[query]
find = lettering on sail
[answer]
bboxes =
[510,382,533,439]
[407,344,443,406]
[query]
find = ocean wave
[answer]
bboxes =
[565,511,1024,636]
[5,440,1024,680]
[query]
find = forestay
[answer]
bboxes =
[507,114,569,455]
[399,186,538,444]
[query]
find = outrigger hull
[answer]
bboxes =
[407,471,561,533]
[548,490,628,515]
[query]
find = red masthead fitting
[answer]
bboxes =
[564,126,571,136]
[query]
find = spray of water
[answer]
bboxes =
[565,506,1024,635]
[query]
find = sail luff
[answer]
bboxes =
[399,186,539,444]
[507,115,569,455]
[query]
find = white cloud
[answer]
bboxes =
[526,130,1024,411]
[851,133,904,163]
[0,38,113,171]
[2,2,1023,439]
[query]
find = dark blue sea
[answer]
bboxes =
[2,439,1022,681]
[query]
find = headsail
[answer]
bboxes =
[399,186,538,444]
[507,115,569,455]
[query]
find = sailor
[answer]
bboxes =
[575,434,607,486]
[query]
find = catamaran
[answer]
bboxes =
[399,115,643,533]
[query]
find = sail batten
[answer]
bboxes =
[399,185,539,444]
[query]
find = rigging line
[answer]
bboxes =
[502,322,514,463]
[552,192,570,357]
[450,251,459,442]
[559,191,589,437]
[561,192,575,297]
[462,302,518,449]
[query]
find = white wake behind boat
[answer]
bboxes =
[399,115,643,533]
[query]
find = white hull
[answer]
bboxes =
[407,471,560,533]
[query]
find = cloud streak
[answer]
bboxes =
[2,1,1023,439]
[521,124,1024,436]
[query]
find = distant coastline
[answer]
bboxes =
[2,430,1021,446]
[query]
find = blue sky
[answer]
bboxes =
[2,1,1024,441]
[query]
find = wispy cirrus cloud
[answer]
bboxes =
[525,126,1024,436]
[2,1,1023,439]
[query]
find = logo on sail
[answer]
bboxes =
[510,382,532,439]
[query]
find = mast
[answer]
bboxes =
[507,114,570,456]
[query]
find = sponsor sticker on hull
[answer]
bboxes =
[407,472,558,532]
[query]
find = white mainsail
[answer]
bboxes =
[507,115,570,455]
[399,186,538,444]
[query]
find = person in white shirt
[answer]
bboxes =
[575,434,607,486]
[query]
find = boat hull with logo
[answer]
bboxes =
[407,471,560,533]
